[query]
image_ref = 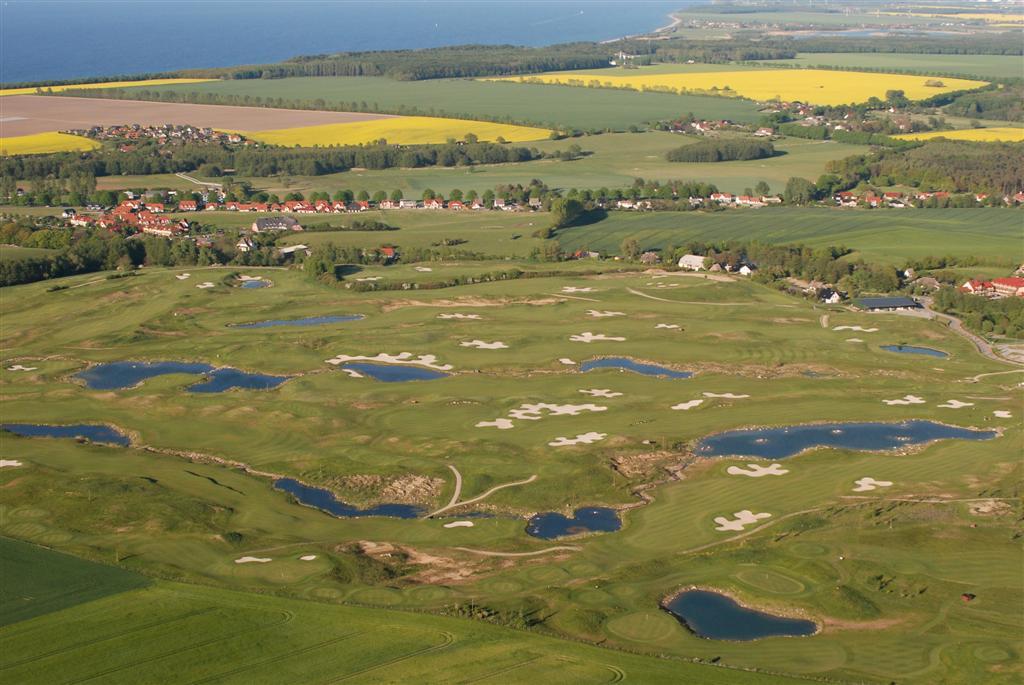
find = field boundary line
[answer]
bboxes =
[322,630,455,683]
[457,654,545,683]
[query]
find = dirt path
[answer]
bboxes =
[895,301,1023,367]
[454,545,580,557]
[425,473,537,519]
[175,172,222,190]
[549,293,602,303]
[963,369,1024,383]
[442,465,462,511]
[820,314,829,329]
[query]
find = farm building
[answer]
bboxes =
[853,296,921,311]
[678,254,706,271]
[251,217,303,233]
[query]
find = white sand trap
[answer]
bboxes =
[238,275,265,281]
[196,282,215,289]
[549,432,607,447]
[587,310,625,318]
[703,392,749,399]
[325,353,453,371]
[476,418,515,430]
[655,324,681,329]
[938,399,974,409]
[561,286,596,293]
[0,460,24,468]
[833,325,878,332]
[460,340,509,350]
[415,266,433,272]
[727,463,789,478]
[671,399,704,411]
[853,477,893,492]
[883,395,926,405]
[508,403,607,420]
[175,273,191,280]
[993,410,1013,418]
[714,510,772,532]
[579,388,622,398]
[340,368,365,378]
[356,276,382,282]
[559,358,576,365]
[234,556,272,564]
[7,365,37,371]
[439,313,482,320]
[846,338,864,343]
[299,554,318,561]
[570,332,626,343]
[654,283,680,288]
[444,521,475,528]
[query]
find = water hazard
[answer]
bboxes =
[2,423,130,447]
[274,478,423,518]
[881,344,948,358]
[75,361,288,392]
[340,363,449,382]
[665,589,817,641]
[580,358,692,379]
[231,315,364,329]
[526,507,622,539]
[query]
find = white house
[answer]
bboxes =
[678,254,706,271]
[738,264,756,276]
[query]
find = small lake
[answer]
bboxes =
[2,423,130,447]
[274,478,422,518]
[881,344,948,359]
[340,363,449,382]
[231,315,364,329]
[76,361,287,392]
[695,420,996,460]
[240,279,271,289]
[580,358,692,379]
[665,590,817,641]
[526,507,622,539]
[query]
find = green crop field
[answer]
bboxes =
[139,76,764,130]
[0,245,60,262]
[1,255,1021,683]
[757,53,1024,80]
[557,207,1024,265]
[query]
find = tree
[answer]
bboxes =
[754,181,770,196]
[550,198,583,229]
[465,133,478,144]
[422,188,436,201]
[621,238,640,260]
[390,188,403,202]
[784,177,817,205]
[372,190,387,203]
[356,190,370,201]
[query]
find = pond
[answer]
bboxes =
[881,344,948,358]
[665,590,817,641]
[339,362,449,382]
[274,478,423,518]
[2,423,130,447]
[580,358,692,379]
[526,507,622,539]
[231,315,364,329]
[240,279,271,289]
[695,420,996,460]
[75,361,288,392]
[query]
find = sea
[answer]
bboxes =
[0,0,687,84]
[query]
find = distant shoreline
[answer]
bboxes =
[600,11,683,44]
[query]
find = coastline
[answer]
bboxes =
[601,10,683,44]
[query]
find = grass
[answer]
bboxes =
[0,537,149,626]
[0,131,98,155]
[894,126,1024,142]
[242,116,551,147]
[0,78,215,97]
[496,67,988,107]
[0,245,60,262]
[756,53,1024,80]
[130,76,765,129]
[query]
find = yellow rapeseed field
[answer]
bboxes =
[494,69,987,107]
[244,116,551,147]
[0,78,216,97]
[0,132,100,155]
[894,127,1024,143]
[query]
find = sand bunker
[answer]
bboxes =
[356,276,382,282]
[993,410,1013,418]
[340,368,365,378]
[299,554,318,561]
[656,324,681,330]
[727,463,789,478]
[234,556,272,564]
[714,510,772,532]
[325,353,453,371]
[237,275,264,281]
[587,310,625,318]
[833,326,878,332]
[7,365,37,371]
[415,266,433,272]
[853,477,893,492]
[703,392,749,399]
[562,286,596,293]
[884,395,926,406]
[460,340,509,350]
[476,418,515,430]
[579,389,623,398]
[559,358,576,365]
[478,402,607,430]
[570,332,626,343]
[196,282,215,289]
[938,399,974,409]
[548,432,607,447]
[671,399,704,411]
[0,460,24,468]
[439,313,482,320]
[443,521,475,528]
[175,273,191,280]
[846,338,864,343]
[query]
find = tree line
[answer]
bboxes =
[666,139,774,163]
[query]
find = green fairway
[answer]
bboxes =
[0,537,149,626]
[557,207,1024,265]
[133,76,764,129]
[0,245,59,262]
[758,53,1024,80]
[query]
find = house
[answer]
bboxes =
[528,197,543,209]
[146,202,165,213]
[448,200,465,211]
[992,277,1024,297]
[753,127,774,137]
[912,276,941,291]
[378,199,398,209]
[639,251,660,265]
[277,244,310,257]
[854,296,921,311]
[178,200,199,211]
[251,216,302,233]
[349,201,370,212]
[738,264,756,276]
[470,200,485,210]
[835,191,857,208]
[710,192,734,204]
[616,200,637,210]
[69,215,94,227]
[677,254,706,271]
[423,198,444,209]
[398,199,417,209]
[61,208,76,218]
[820,288,843,304]
[736,195,765,207]
[960,279,993,294]
[236,236,254,253]
[493,198,506,209]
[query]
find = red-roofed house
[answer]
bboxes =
[423,198,444,209]
[992,277,1024,297]
[178,200,198,211]
[959,279,993,294]
[448,200,465,211]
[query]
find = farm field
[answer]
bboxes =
[557,208,1024,265]
[127,75,766,129]
[496,67,988,107]
[0,78,215,97]
[1,262,1020,684]
[0,131,98,155]
[243,116,551,146]
[894,126,1024,142]
[757,53,1024,80]
[0,245,61,262]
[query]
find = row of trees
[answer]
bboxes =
[666,139,775,163]
[932,286,1024,338]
